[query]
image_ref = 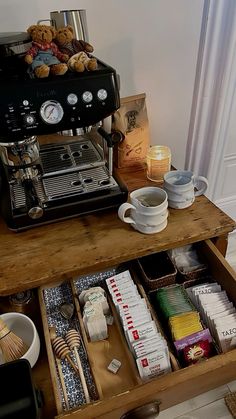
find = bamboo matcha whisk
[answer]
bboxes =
[65,329,90,403]
[0,317,28,362]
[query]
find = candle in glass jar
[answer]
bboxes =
[146,145,171,182]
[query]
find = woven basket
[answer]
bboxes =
[177,264,209,283]
[225,392,236,418]
[136,252,177,291]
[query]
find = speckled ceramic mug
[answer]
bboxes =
[118,186,168,234]
[164,170,208,209]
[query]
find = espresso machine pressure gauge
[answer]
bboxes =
[40,100,64,124]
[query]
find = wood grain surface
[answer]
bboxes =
[0,165,235,296]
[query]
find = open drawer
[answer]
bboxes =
[38,239,236,419]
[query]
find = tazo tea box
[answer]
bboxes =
[112,93,150,169]
[216,323,236,352]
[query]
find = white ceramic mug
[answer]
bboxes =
[163,170,208,209]
[118,187,168,234]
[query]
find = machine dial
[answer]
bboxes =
[67,93,78,105]
[24,114,35,126]
[40,100,64,124]
[97,89,108,101]
[82,91,93,103]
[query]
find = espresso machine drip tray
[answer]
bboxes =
[40,139,103,175]
[11,166,118,209]
[43,167,118,201]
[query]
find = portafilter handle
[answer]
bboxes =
[0,136,40,167]
[23,179,43,220]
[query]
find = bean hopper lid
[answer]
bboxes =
[0,32,31,57]
[0,32,30,43]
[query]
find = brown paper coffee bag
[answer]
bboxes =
[112,93,150,169]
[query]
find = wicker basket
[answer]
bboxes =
[136,251,177,291]
[168,249,209,284]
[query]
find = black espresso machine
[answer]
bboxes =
[0,36,127,231]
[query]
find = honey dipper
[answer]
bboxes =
[49,327,69,410]
[51,330,79,375]
[65,329,90,403]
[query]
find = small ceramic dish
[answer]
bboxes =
[0,312,40,368]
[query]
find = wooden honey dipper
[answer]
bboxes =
[49,327,69,410]
[51,330,79,375]
[65,329,90,403]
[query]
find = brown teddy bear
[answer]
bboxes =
[55,25,97,72]
[24,25,69,78]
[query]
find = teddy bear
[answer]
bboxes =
[67,51,97,72]
[24,25,69,78]
[55,25,97,72]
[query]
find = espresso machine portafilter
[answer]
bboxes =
[0,137,43,219]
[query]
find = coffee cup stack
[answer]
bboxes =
[118,186,168,234]
[163,170,208,209]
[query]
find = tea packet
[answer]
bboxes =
[136,350,171,381]
[106,269,171,380]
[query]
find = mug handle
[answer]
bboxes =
[118,203,136,224]
[193,176,208,196]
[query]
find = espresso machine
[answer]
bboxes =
[0,17,127,231]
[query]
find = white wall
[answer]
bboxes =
[0,0,204,169]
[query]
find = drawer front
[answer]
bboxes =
[42,239,236,419]
[58,351,236,418]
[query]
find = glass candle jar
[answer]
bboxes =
[146,145,171,182]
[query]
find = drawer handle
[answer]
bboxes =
[120,400,161,418]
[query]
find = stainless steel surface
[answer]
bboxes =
[50,10,89,41]
[14,167,39,181]
[8,139,118,217]
[58,127,92,137]
[11,180,45,209]
[0,136,40,167]
[43,166,118,200]
[60,303,75,320]
[108,148,113,177]
[11,167,118,208]
[40,139,103,175]
[120,401,161,419]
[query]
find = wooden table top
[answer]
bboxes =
[0,166,235,296]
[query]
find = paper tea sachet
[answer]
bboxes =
[80,287,110,341]
[106,269,171,380]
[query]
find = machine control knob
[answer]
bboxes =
[82,91,93,103]
[40,100,64,124]
[67,93,78,105]
[28,206,44,219]
[24,114,35,126]
[97,89,108,101]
